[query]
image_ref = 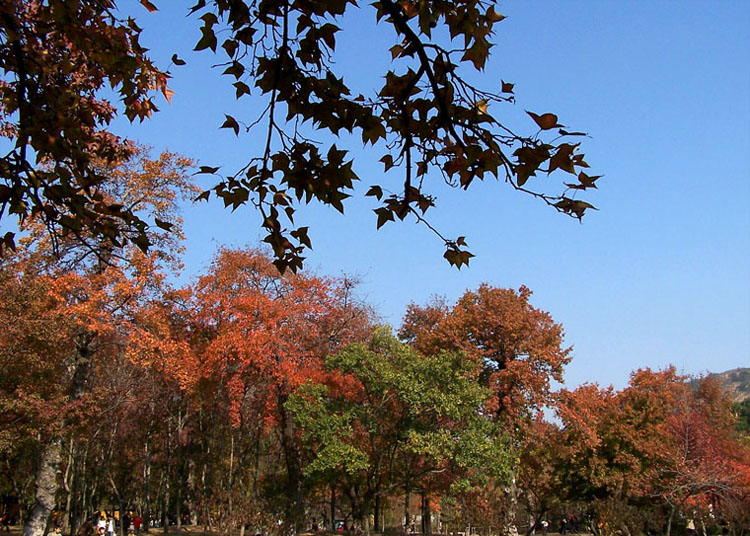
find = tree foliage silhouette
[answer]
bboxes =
[1,0,600,271]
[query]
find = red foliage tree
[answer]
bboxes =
[400,285,570,424]
[189,248,373,531]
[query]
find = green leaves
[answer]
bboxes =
[288,327,510,491]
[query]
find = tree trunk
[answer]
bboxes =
[142,437,152,533]
[277,390,305,534]
[373,496,381,533]
[162,428,170,535]
[501,472,519,536]
[666,504,675,536]
[404,489,410,532]
[62,441,75,536]
[24,438,62,536]
[421,493,431,536]
[187,459,197,526]
[25,338,92,536]
[350,493,370,536]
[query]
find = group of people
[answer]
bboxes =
[76,512,144,536]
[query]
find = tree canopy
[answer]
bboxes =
[1,0,600,271]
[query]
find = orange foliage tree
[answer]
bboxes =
[0,147,195,536]
[188,248,373,532]
[555,369,750,536]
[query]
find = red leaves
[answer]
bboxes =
[401,284,570,423]
[554,368,750,514]
[191,249,372,428]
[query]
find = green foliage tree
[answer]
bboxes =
[1,0,600,271]
[287,327,513,534]
[735,398,750,435]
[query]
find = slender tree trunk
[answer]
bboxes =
[162,436,170,536]
[77,443,90,536]
[142,437,152,533]
[666,504,675,536]
[330,486,337,530]
[277,389,305,534]
[186,460,197,526]
[24,438,62,536]
[63,441,75,535]
[403,489,410,533]
[421,493,431,536]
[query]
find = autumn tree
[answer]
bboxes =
[0,1,170,254]
[555,369,750,536]
[516,415,567,534]
[653,377,750,536]
[400,285,570,424]
[188,248,373,533]
[0,147,195,536]
[1,0,600,270]
[399,284,569,530]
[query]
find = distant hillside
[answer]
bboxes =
[708,368,750,403]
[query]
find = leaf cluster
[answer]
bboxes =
[183,0,601,271]
[0,1,172,256]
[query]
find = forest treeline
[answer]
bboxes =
[1,151,748,536]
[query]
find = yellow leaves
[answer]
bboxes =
[474,99,489,115]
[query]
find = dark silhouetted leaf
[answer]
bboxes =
[198,166,220,174]
[374,207,394,229]
[140,0,158,12]
[154,218,174,231]
[366,185,384,200]
[527,111,562,130]
[221,114,240,135]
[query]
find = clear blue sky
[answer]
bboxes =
[111,1,750,390]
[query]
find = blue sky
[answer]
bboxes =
[111,1,750,389]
